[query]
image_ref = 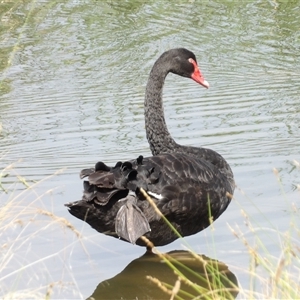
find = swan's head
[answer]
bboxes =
[168,48,209,89]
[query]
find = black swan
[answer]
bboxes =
[65,48,235,247]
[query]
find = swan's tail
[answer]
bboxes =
[65,156,152,244]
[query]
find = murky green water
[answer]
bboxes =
[1,1,299,299]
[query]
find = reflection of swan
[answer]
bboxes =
[66,48,234,247]
[87,250,239,300]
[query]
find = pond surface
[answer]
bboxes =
[0,0,299,299]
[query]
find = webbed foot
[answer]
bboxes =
[115,192,151,244]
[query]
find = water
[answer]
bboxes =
[0,1,299,299]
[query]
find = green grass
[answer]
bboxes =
[142,237,239,299]
[1,1,299,297]
[1,157,299,299]
[140,162,300,299]
[140,189,238,299]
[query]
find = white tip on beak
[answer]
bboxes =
[203,80,209,89]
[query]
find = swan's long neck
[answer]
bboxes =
[144,59,177,156]
[144,53,235,192]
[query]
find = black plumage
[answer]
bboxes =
[65,48,235,247]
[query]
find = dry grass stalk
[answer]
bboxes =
[146,275,174,297]
[170,277,181,300]
[37,209,81,238]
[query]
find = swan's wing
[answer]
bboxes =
[80,168,95,179]
[131,153,232,221]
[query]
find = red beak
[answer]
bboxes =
[189,58,209,89]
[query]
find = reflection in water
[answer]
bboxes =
[1,0,299,298]
[88,250,238,300]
